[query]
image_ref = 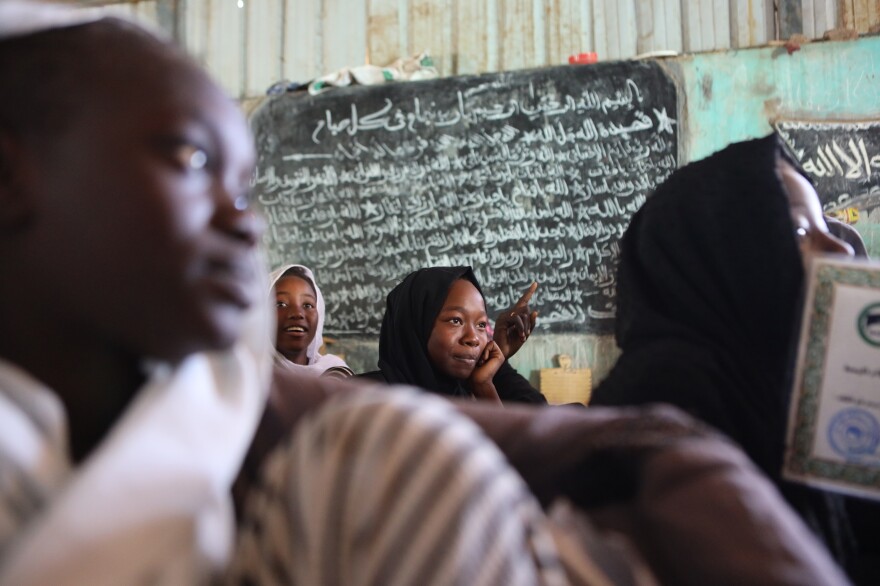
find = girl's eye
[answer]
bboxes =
[186,147,208,170]
[449,317,462,325]
[276,301,287,308]
[304,303,315,310]
[161,138,212,172]
[477,322,488,329]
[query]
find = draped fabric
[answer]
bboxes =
[0,264,273,586]
[593,135,800,474]
[228,384,852,586]
[377,266,483,397]
[590,134,854,564]
[269,264,352,377]
[228,387,582,586]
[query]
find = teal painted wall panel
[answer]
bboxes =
[681,37,880,163]
[679,36,880,261]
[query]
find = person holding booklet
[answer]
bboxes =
[590,134,866,576]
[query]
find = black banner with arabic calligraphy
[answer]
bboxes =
[776,120,880,214]
[251,61,679,335]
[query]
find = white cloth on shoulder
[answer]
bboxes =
[0,257,274,585]
[269,264,351,377]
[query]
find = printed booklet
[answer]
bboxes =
[784,255,880,500]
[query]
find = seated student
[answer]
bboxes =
[270,263,353,378]
[0,5,855,585]
[0,3,274,582]
[589,135,860,573]
[359,266,546,404]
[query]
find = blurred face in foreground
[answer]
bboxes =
[1,21,261,364]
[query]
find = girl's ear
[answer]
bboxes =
[0,132,35,230]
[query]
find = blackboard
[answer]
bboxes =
[252,61,679,335]
[776,120,880,213]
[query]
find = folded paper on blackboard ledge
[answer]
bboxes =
[266,52,440,97]
[308,52,439,95]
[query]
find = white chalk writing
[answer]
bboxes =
[254,70,678,334]
[776,120,880,213]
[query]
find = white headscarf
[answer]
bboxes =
[269,264,352,377]
[0,3,274,584]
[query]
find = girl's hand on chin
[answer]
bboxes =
[467,341,504,403]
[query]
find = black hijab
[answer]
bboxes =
[592,134,802,474]
[591,134,855,564]
[378,266,483,397]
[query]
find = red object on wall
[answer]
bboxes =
[568,52,598,65]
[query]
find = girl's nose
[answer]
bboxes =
[461,325,480,346]
[813,228,855,257]
[217,206,263,246]
[212,184,263,246]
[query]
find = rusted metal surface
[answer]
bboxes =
[408,0,453,73]
[802,0,838,38]
[283,0,321,84]
[75,0,160,28]
[636,0,684,54]
[840,0,880,32]
[779,0,804,37]
[155,0,181,42]
[682,0,733,52]
[731,0,773,47]
[196,0,244,97]
[458,0,493,73]
[245,0,284,96]
[85,1,880,101]
[323,0,367,73]
[366,0,402,70]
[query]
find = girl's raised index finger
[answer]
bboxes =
[515,281,538,307]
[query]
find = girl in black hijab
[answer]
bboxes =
[362,266,546,404]
[590,134,859,570]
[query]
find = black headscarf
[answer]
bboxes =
[593,134,802,473]
[591,135,855,564]
[378,266,483,397]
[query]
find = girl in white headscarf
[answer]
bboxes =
[269,264,353,378]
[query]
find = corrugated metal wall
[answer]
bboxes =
[83,1,875,100]
[77,0,161,27]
